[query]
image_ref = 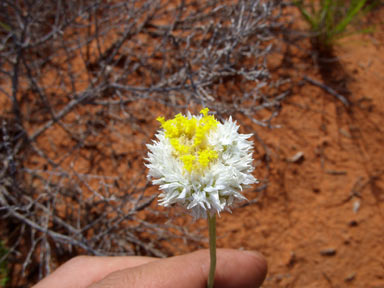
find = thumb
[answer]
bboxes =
[88,249,267,288]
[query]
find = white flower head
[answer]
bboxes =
[146,108,258,219]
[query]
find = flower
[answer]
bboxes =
[146,108,258,219]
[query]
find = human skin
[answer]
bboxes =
[33,249,267,288]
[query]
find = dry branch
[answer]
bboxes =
[0,0,288,285]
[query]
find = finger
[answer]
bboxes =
[32,255,158,288]
[89,249,267,288]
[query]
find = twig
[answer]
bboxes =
[303,76,350,107]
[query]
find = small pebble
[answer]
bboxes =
[312,187,321,194]
[287,151,304,163]
[349,220,358,227]
[320,248,336,256]
[353,200,360,213]
[345,272,356,282]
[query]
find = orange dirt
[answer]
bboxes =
[210,11,384,288]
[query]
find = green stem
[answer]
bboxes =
[207,212,216,288]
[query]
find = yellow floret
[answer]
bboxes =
[180,154,196,173]
[198,149,218,168]
[200,107,209,117]
[193,126,205,147]
[170,138,190,155]
[184,118,197,138]
[157,116,165,125]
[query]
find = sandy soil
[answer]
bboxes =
[210,10,384,288]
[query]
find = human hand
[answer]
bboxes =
[33,248,267,288]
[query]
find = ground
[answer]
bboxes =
[209,10,384,287]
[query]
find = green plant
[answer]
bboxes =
[294,0,376,51]
[0,241,8,287]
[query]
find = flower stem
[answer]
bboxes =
[207,213,216,288]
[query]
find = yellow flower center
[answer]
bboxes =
[157,108,219,173]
